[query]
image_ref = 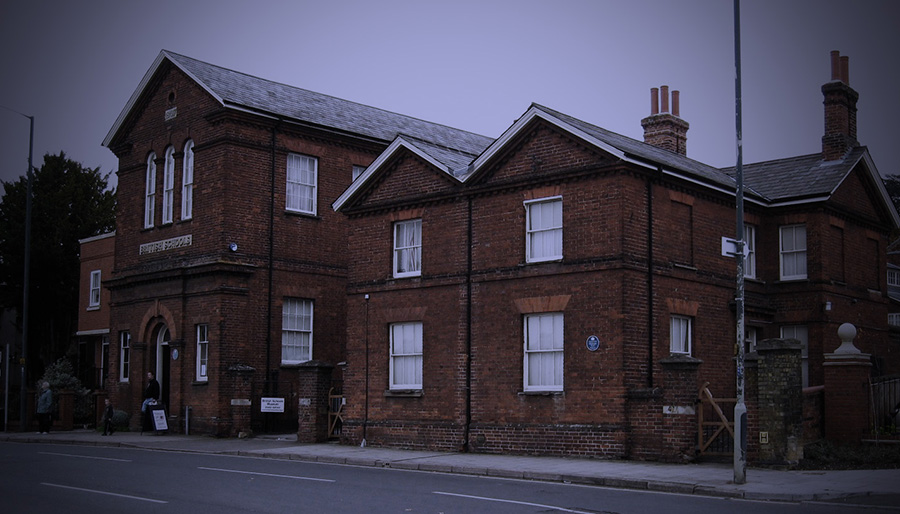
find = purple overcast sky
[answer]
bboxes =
[1,0,897,193]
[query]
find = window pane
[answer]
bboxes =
[524,313,563,390]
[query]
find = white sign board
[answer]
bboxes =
[260,397,285,413]
[151,407,169,431]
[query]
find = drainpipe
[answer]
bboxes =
[647,175,655,388]
[265,120,279,395]
[463,196,473,451]
[361,294,370,447]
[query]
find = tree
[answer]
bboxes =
[0,152,116,379]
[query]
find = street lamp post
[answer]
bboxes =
[3,106,34,432]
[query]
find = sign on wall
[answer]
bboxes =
[260,397,285,413]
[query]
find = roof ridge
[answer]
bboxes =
[163,50,493,144]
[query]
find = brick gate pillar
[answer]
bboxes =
[660,353,702,462]
[823,323,871,444]
[297,361,334,443]
[755,338,803,465]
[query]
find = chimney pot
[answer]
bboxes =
[672,90,680,117]
[661,85,669,113]
[830,50,841,81]
[650,87,659,115]
[840,56,849,85]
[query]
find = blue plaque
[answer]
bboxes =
[586,335,600,351]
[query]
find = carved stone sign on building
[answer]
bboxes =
[139,234,192,255]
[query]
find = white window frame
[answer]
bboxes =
[523,312,564,392]
[196,324,209,382]
[889,313,900,327]
[781,325,809,388]
[888,269,900,287]
[744,326,758,354]
[88,269,101,308]
[119,331,131,382]
[162,146,175,224]
[144,153,156,228]
[286,154,317,214]
[389,322,423,390]
[182,140,194,220]
[780,224,807,280]
[525,197,563,263]
[282,298,313,364]
[352,165,366,182]
[744,224,756,279]
[670,315,692,355]
[393,219,422,278]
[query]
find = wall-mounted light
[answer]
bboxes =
[824,301,832,311]
[229,242,238,252]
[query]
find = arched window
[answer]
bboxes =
[144,152,156,228]
[182,140,194,220]
[162,146,175,224]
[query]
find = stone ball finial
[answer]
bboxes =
[835,323,860,354]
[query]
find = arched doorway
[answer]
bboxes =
[154,325,171,410]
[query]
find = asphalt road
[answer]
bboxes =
[0,442,881,513]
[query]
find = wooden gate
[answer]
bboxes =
[697,382,735,456]
[327,387,343,439]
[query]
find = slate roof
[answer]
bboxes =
[104,50,493,158]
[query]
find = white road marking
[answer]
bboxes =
[198,466,336,482]
[434,491,597,513]
[39,451,132,462]
[41,482,167,503]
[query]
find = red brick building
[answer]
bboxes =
[99,50,490,435]
[333,51,898,458]
[75,232,115,391]
[94,49,897,455]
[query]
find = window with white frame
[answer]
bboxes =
[780,224,807,280]
[144,153,156,228]
[119,331,131,382]
[89,270,101,308]
[352,165,366,182]
[525,197,562,263]
[670,315,692,355]
[744,326,758,354]
[162,146,175,224]
[781,325,809,387]
[182,140,194,220]
[282,298,313,364]
[744,224,756,279]
[524,312,564,392]
[889,269,900,287]
[389,322,423,390]
[196,324,209,382]
[393,219,422,278]
[889,313,900,327]
[286,154,317,214]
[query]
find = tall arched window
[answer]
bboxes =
[182,140,194,220]
[144,152,156,228]
[162,146,175,224]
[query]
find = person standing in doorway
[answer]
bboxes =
[36,381,52,434]
[142,372,160,413]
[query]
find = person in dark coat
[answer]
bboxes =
[142,372,160,413]
[101,398,115,435]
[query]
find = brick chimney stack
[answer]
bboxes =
[641,85,689,155]
[822,50,859,161]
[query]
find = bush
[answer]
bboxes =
[111,409,130,429]
[800,440,900,470]
[39,358,93,422]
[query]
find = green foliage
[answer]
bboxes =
[39,357,93,421]
[111,409,130,429]
[0,152,116,374]
[800,440,900,469]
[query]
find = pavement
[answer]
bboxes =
[3,429,899,508]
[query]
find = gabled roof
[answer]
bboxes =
[103,50,493,154]
[336,102,899,230]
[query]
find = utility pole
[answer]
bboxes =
[732,0,748,484]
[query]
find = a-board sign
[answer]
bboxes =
[150,406,168,431]
[260,397,285,413]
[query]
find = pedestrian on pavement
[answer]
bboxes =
[101,398,115,435]
[142,372,160,413]
[36,381,52,434]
